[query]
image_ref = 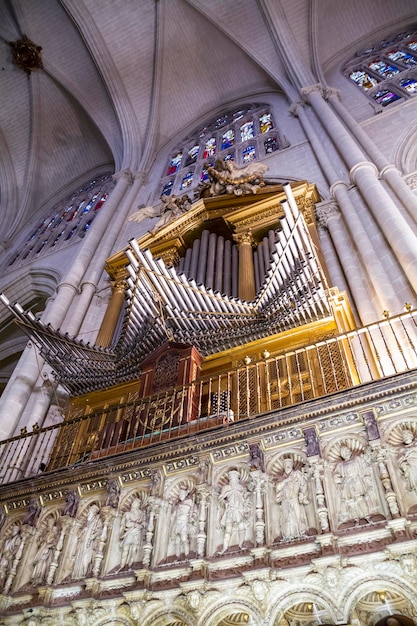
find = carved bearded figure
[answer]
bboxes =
[72,504,103,579]
[398,429,417,493]
[170,487,197,558]
[275,458,310,540]
[119,498,147,570]
[218,469,251,553]
[31,516,60,585]
[333,446,376,525]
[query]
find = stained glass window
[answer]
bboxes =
[167,152,182,175]
[203,138,216,159]
[201,162,214,182]
[373,89,400,106]
[185,145,199,166]
[400,78,417,93]
[242,145,256,162]
[160,104,279,198]
[240,120,254,142]
[367,60,400,78]
[221,129,235,150]
[259,113,273,133]
[162,180,174,196]
[349,70,379,90]
[345,26,417,107]
[264,136,279,153]
[9,173,113,267]
[181,171,194,189]
[387,49,417,66]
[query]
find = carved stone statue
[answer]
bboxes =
[105,479,120,509]
[199,158,269,197]
[128,194,192,234]
[23,497,41,526]
[118,498,147,570]
[218,469,251,553]
[72,504,103,579]
[31,516,60,586]
[275,457,310,540]
[170,486,197,559]
[63,489,79,518]
[0,523,22,587]
[333,445,377,526]
[398,429,417,493]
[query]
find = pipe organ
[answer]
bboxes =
[177,227,279,298]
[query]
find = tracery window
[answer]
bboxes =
[344,25,417,108]
[160,104,283,197]
[9,173,114,267]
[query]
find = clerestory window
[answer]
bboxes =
[344,25,417,109]
[160,104,284,198]
[8,173,114,267]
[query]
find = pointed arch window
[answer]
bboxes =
[344,25,417,108]
[159,103,285,198]
[8,173,114,267]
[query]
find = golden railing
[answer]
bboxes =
[0,309,416,485]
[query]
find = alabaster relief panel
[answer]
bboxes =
[384,421,417,516]
[3,420,417,595]
[265,451,317,544]
[323,435,388,531]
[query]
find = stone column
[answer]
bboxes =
[234,230,256,301]
[196,484,209,558]
[302,84,417,295]
[95,274,127,348]
[309,458,330,533]
[292,101,403,314]
[316,202,377,323]
[328,90,417,225]
[0,170,133,439]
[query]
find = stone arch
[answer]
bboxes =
[267,588,338,626]
[141,606,195,626]
[198,598,262,626]
[343,579,417,625]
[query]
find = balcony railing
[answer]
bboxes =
[0,309,416,485]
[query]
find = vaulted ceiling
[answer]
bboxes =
[0,0,415,249]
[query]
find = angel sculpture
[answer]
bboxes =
[128,194,192,234]
[200,158,269,197]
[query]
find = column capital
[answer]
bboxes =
[112,168,135,186]
[405,172,417,190]
[289,100,304,117]
[349,160,378,183]
[233,229,255,247]
[315,200,340,228]
[324,87,341,100]
[132,170,149,185]
[110,274,127,295]
[300,83,325,103]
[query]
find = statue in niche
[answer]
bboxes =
[199,158,269,197]
[170,485,197,559]
[398,429,417,493]
[31,515,60,586]
[275,457,310,541]
[118,497,147,570]
[0,523,22,587]
[72,503,103,579]
[63,488,80,518]
[23,497,41,526]
[304,427,320,456]
[218,468,252,553]
[333,445,378,526]
[105,478,120,509]
[127,194,192,234]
